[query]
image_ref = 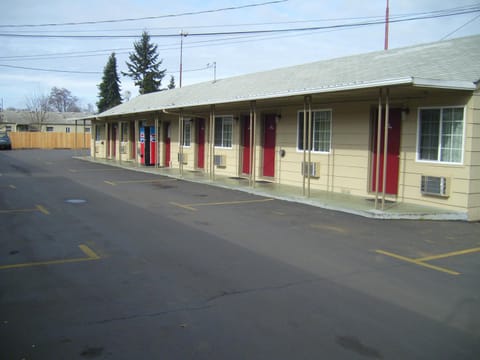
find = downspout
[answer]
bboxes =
[374,89,382,209]
[381,88,390,210]
[307,95,313,198]
[83,119,86,152]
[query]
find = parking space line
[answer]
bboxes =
[415,247,480,262]
[104,178,177,186]
[375,249,460,276]
[69,168,125,173]
[0,204,49,216]
[0,244,101,270]
[171,198,274,211]
[170,202,198,211]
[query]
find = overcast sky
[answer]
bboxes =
[1,0,479,112]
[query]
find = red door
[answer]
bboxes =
[130,122,136,160]
[242,117,251,174]
[111,124,117,157]
[164,123,171,167]
[263,115,276,177]
[197,118,205,169]
[372,109,401,194]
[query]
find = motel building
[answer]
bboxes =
[89,35,480,221]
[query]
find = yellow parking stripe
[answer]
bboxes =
[0,204,49,215]
[0,244,101,271]
[375,250,460,276]
[105,178,176,186]
[415,247,480,262]
[171,198,274,211]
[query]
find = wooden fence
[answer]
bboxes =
[9,132,91,149]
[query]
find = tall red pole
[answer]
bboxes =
[384,0,390,50]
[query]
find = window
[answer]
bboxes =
[297,110,331,152]
[418,107,464,163]
[46,126,54,132]
[65,127,71,133]
[182,120,191,147]
[214,116,233,148]
[85,127,91,133]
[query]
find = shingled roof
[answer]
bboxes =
[99,34,480,118]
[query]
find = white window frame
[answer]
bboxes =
[182,120,191,147]
[65,127,71,133]
[214,115,233,149]
[297,109,332,153]
[416,106,465,165]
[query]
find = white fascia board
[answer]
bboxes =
[412,77,476,90]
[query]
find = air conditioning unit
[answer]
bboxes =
[301,162,320,178]
[177,153,188,164]
[421,175,449,197]
[214,154,226,167]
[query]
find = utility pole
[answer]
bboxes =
[384,0,390,50]
[207,62,217,83]
[179,31,188,88]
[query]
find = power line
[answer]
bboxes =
[441,13,480,40]
[0,0,288,28]
[0,64,102,74]
[1,6,478,39]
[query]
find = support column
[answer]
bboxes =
[134,120,139,167]
[251,101,257,188]
[118,122,122,165]
[179,112,184,177]
[105,122,109,159]
[249,101,254,187]
[381,88,390,210]
[93,123,97,160]
[209,105,216,180]
[302,96,307,196]
[154,115,159,168]
[374,89,383,209]
[307,95,313,198]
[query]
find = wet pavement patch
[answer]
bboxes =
[9,250,19,255]
[336,335,382,359]
[80,346,104,358]
[65,199,87,204]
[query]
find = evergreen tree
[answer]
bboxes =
[97,53,122,113]
[123,31,166,94]
[168,75,175,90]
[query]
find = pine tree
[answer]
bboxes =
[123,31,166,94]
[97,53,122,113]
[168,75,175,90]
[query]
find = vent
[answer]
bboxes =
[214,155,226,167]
[301,162,320,178]
[421,176,449,197]
[177,153,188,164]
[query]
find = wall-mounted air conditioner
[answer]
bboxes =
[301,162,320,178]
[421,175,449,197]
[214,155,226,167]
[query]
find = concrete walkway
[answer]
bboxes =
[77,156,467,221]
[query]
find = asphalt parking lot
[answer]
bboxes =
[1,150,479,359]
